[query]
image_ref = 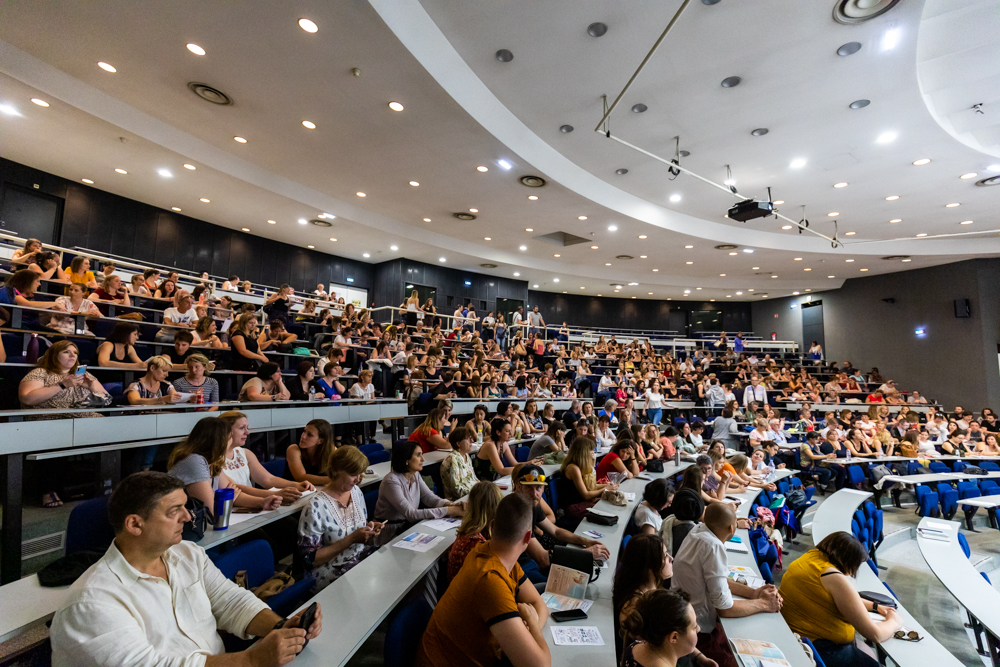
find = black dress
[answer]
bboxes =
[228,331,260,372]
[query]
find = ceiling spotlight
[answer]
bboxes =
[631,103,647,113]
[790,158,807,169]
[302,120,316,129]
[553,278,560,283]
[639,255,647,258]
[837,41,862,56]
[881,27,901,51]
[186,43,206,55]
[183,164,196,170]
[960,220,974,225]
[828,212,840,217]
[306,245,315,249]
[828,275,835,278]
[423,218,431,222]
[388,101,404,111]
[495,49,514,63]
[605,263,612,266]
[804,268,812,271]
[587,22,608,37]
[912,158,931,166]
[846,231,856,236]
[525,227,534,232]
[233,136,247,143]
[684,289,691,294]
[578,216,588,220]
[409,181,419,186]
[513,272,520,276]
[98,61,117,72]
[82,178,94,184]
[639,235,647,239]
[885,195,899,200]
[721,76,741,88]
[559,124,574,133]
[684,245,693,249]
[615,168,629,175]
[477,166,488,172]
[498,159,513,170]
[157,169,173,178]
[846,258,855,262]
[686,261,693,265]
[876,131,898,144]
[608,225,618,231]
[554,254,561,257]
[527,195,538,200]
[241,227,250,232]
[298,18,318,32]
[834,182,848,188]
[533,284,539,288]
[652,269,659,272]
[889,218,901,223]
[728,252,737,256]
[849,99,871,110]
[114,168,128,174]
[793,257,802,261]
[519,245,527,251]
[988,164,1000,172]
[484,236,492,240]
[773,200,785,205]
[200,198,210,203]
[902,258,912,262]
[267,220,276,224]
[669,194,681,203]
[781,225,793,230]
[30,98,49,107]
[389,246,398,252]
[469,208,478,212]
[628,282,639,286]
[171,207,181,211]
[591,245,598,249]
[946,203,960,208]
[751,128,768,137]
[960,172,978,179]
[330,237,338,242]
[916,233,928,237]
[356,192,366,197]
[742,248,754,253]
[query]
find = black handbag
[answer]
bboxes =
[584,509,619,526]
[859,590,897,609]
[182,495,212,541]
[646,459,665,473]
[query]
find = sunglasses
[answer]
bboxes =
[893,630,921,642]
[519,472,546,484]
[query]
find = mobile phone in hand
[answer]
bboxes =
[75,365,87,376]
[298,602,318,647]
[551,609,588,622]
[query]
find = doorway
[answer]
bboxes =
[403,281,437,311]
[801,301,824,353]
[0,184,63,244]
[496,297,523,328]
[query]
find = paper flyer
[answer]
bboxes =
[550,626,604,646]
[729,639,791,667]
[728,565,764,589]
[541,593,594,614]
[421,518,462,532]
[392,532,445,552]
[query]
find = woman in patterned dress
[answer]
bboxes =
[297,446,383,592]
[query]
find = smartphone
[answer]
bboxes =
[75,365,87,376]
[298,601,318,648]
[551,609,588,623]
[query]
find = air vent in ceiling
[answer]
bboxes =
[976,175,1000,187]
[537,231,591,246]
[833,0,900,24]
[519,175,546,188]
[480,263,498,269]
[187,82,233,106]
[609,283,625,288]
[714,244,739,250]
[310,219,332,227]
[881,255,910,260]
[453,212,477,221]
[615,255,634,260]
[754,271,776,276]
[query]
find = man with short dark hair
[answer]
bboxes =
[51,472,322,667]
[168,330,196,368]
[417,493,551,667]
[431,370,459,399]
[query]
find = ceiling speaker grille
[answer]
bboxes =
[833,0,901,24]
[187,82,233,106]
[519,175,546,188]
[453,212,476,221]
[310,219,332,227]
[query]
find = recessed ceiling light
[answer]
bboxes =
[789,158,807,169]
[638,235,647,239]
[628,282,639,286]
[828,275,835,278]
[183,164,196,170]
[846,258,855,262]
[736,291,744,295]
[528,195,538,201]
[946,203,960,208]
[484,236,492,240]
[186,43,206,55]
[889,218,901,223]
[860,268,869,272]
[876,131,897,144]
[728,252,737,256]
[719,273,726,277]
[298,18,318,32]
[357,192,366,197]
[171,207,181,211]
[409,181,419,187]
[298,218,307,225]
[513,272,520,277]
[362,253,371,258]
[988,164,1000,172]
[631,296,637,299]
[960,220,974,225]
[525,228,534,232]
[752,267,759,270]
[553,278,560,283]
[476,166,488,172]
[496,49,514,62]
[804,268,812,271]
[749,289,755,292]
[97,61,116,72]
[423,217,431,222]
[684,289,691,294]
[616,168,629,175]
[115,168,128,174]
[631,103,647,113]
[833,182,848,188]
[267,220,276,224]
[82,178,94,184]
[902,258,912,263]
[881,27,900,51]
[302,120,316,129]
[912,158,931,166]
[559,124,574,133]
[669,194,682,203]
[781,225,792,230]
[773,200,785,205]
[157,169,173,178]
[710,299,716,302]
[960,172,978,179]
[200,198,210,203]
[519,245,527,251]
[721,76,741,88]
[850,99,871,110]
[652,268,659,272]
[579,216,588,220]
[388,101,404,112]
[742,248,754,253]
[554,254,561,257]
[771,275,778,279]
[30,98,49,107]
[684,245,693,249]
[241,227,250,232]
[591,245,598,249]
[686,261,693,265]
[605,263,612,266]
[307,245,315,249]
[837,41,863,56]
[469,208,478,213]
[916,233,928,237]
[828,212,839,217]
[751,128,768,137]
[330,237,338,242]
[639,255,647,259]
[885,195,899,201]
[498,159,513,170]
[793,257,802,261]
[608,225,618,231]
[533,284,539,288]
[234,136,247,143]
[845,231,856,236]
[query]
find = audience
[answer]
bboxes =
[216,411,313,504]
[94,321,145,368]
[65,256,99,289]
[155,290,197,342]
[240,362,291,402]
[126,355,184,407]
[410,407,451,453]
[374,440,465,540]
[440,426,479,500]
[620,589,702,667]
[287,360,319,401]
[46,282,100,335]
[286,419,337,485]
[447,480,502,579]
[0,269,67,330]
[474,417,520,480]
[634,478,675,536]
[228,312,270,371]
[170,353,220,405]
[89,274,131,306]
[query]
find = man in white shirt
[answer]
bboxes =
[742,378,767,409]
[511,306,525,330]
[221,275,240,291]
[907,390,927,404]
[51,472,322,667]
[672,503,781,667]
[764,418,789,447]
[878,380,896,394]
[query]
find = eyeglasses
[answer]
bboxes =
[519,472,546,484]
[893,630,921,642]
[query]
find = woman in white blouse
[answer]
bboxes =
[595,414,617,449]
[643,379,666,426]
[297,445,383,592]
[218,411,314,506]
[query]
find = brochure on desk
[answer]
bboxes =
[729,638,791,667]
[541,564,594,613]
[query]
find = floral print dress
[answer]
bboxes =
[297,486,369,591]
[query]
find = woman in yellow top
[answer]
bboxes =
[779,531,902,667]
[64,255,99,289]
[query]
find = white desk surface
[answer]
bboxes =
[718,469,814,667]
[918,518,1000,639]
[955,496,1000,509]
[878,470,1000,488]
[812,489,963,666]
[0,574,73,643]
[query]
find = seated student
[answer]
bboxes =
[780,531,902,667]
[94,321,145,369]
[49,471,321,667]
[672,502,782,667]
[297,445,382,591]
[89,274,131,306]
[620,589,702,667]
[286,419,337,486]
[242,280,253,294]
[595,413,617,449]
[165,330,196,369]
[409,407,451,453]
[155,290,197,342]
[191,316,225,348]
[127,355,185,407]
[448,481,502,579]
[46,281,101,335]
[374,440,465,540]
[416,493,551,667]
[286,360,319,401]
[701,452,740,502]
[11,237,43,265]
[222,274,240,291]
[441,426,479,500]
[527,419,567,462]
[474,418,521,480]
[799,430,839,490]
[258,318,298,353]
[171,353,220,406]
[431,369,461,400]
[595,440,641,481]
[939,428,973,456]
[315,346,344,376]
[0,268,67,330]
[27,251,69,282]
[845,428,879,458]
[314,362,346,399]
[239,362,291,402]
[725,453,776,491]
[348,369,378,443]
[510,463,610,583]
[215,410,314,502]
[559,436,618,519]
[64,255,99,289]
[634,478,675,536]
[661,488,705,556]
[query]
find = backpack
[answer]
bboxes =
[785,489,808,510]
[870,464,893,485]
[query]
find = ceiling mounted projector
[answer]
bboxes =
[728,199,774,222]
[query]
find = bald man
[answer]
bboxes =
[672,502,782,667]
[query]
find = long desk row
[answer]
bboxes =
[813,489,963,666]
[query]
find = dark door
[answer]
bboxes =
[801,301,824,352]
[496,297,523,328]
[0,184,62,244]
[668,309,687,335]
[404,282,436,310]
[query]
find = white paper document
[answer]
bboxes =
[392,532,445,552]
[421,518,462,532]
[550,626,604,646]
[725,540,749,554]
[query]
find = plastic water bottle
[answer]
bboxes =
[515,425,523,440]
[477,425,483,443]
[309,386,316,402]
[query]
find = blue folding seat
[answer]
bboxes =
[262,457,288,479]
[939,484,959,520]
[915,486,940,517]
[929,461,950,474]
[213,540,314,618]
[846,465,867,488]
[66,494,115,555]
[980,462,1000,472]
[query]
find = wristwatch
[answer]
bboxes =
[58,381,67,389]
[872,602,879,614]
[272,617,288,631]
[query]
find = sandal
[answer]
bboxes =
[42,492,63,508]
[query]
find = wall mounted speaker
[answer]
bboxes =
[954,299,971,318]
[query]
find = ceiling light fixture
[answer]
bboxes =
[861,268,869,272]
[469,208,478,213]
[885,195,899,200]
[889,218,901,223]
[631,103,647,113]
[686,261,693,265]
[200,198,210,203]
[946,203,960,208]
[608,225,618,231]
[789,158,807,169]
[186,43,206,55]
[781,225,792,230]
[605,263,612,266]
[639,255,647,258]
[616,168,628,175]
[525,228,534,232]
[837,41,863,56]
[306,245,314,249]
[587,22,608,37]
[669,194,681,203]
[834,182,848,188]
[298,18,318,32]
[183,164,196,170]
[960,172,978,179]
[559,125,574,133]
[476,166,488,172]
[234,136,247,143]
[721,76,741,88]
[881,27,901,51]
[876,131,897,144]
[115,168,128,174]
[528,195,538,201]
[423,217,431,222]
[513,272,520,276]
[794,257,802,261]
[388,101,404,112]
[363,253,370,258]
[912,158,931,166]
[519,245,527,251]
[409,181,419,186]
[533,284,539,288]
[578,216,588,220]
[728,252,737,256]
[267,220,276,224]
[98,61,116,72]
[684,245,693,249]
[846,258,855,262]
[846,231,856,236]
[171,207,181,211]
[356,192,366,197]
[157,169,173,178]
[302,120,316,129]
[773,200,785,205]
[496,49,514,63]
[554,254,561,257]
[553,278,560,283]
[916,233,927,237]
[498,159,513,170]
[849,99,870,110]
[30,98,49,107]
[639,235,647,239]
[902,258,912,262]
[828,212,839,217]
[484,236,491,240]
[330,237,337,242]
[82,178,94,184]
[751,128,768,137]
[652,269,659,272]
[591,245,598,249]
[988,164,1000,172]
[960,220,974,225]
[241,227,250,232]
[742,248,754,253]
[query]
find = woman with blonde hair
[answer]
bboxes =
[287,419,337,486]
[559,436,617,518]
[172,353,220,406]
[89,273,131,306]
[217,411,312,506]
[404,289,420,332]
[447,481,502,578]
[409,407,451,453]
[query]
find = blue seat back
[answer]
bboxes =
[366,450,390,465]
[939,485,958,514]
[954,461,968,474]
[358,443,384,457]
[907,460,922,475]
[958,481,981,500]
[915,487,940,517]
[384,597,433,667]
[981,462,1000,472]
[800,636,827,667]
[847,466,866,486]
[262,457,288,480]
[758,561,773,585]
[981,480,1000,496]
[516,446,530,462]
[66,494,116,555]
[958,532,971,559]
[364,488,379,519]
[213,540,274,589]
[929,461,950,474]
